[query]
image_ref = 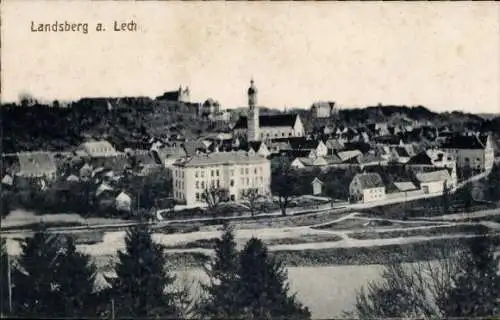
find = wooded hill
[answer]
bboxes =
[1,100,499,154]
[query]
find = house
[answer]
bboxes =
[115,191,132,212]
[290,157,328,169]
[16,151,58,181]
[245,141,271,158]
[325,139,345,154]
[407,149,456,170]
[129,150,162,176]
[349,173,386,203]
[336,150,363,163]
[1,174,13,187]
[171,151,271,206]
[415,169,454,194]
[311,177,324,195]
[310,101,337,118]
[201,98,221,116]
[441,133,495,172]
[283,138,328,157]
[79,140,118,159]
[79,163,93,180]
[390,145,415,164]
[95,183,115,208]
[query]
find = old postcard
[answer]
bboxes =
[1,1,500,319]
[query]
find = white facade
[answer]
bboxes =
[420,181,445,194]
[362,187,386,203]
[172,152,271,206]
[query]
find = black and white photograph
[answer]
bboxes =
[1,1,500,319]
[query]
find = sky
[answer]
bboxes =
[2,1,499,113]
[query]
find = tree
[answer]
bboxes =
[350,237,500,319]
[237,238,311,319]
[439,233,500,318]
[198,223,241,319]
[12,228,64,317]
[11,228,99,318]
[271,156,299,216]
[111,223,181,318]
[201,186,229,214]
[241,188,262,217]
[486,163,500,202]
[55,236,98,317]
[0,238,10,316]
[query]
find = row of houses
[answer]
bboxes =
[348,168,456,204]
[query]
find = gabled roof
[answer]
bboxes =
[1,175,13,186]
[311,177,323,185]
[441,134,490,150]
[325,139,345,150]
[288,138,321,150]
[96,183,114,197]
[17,151,57,176]
[281,149,313,159]
[393,181,418,192]
[353,173,384,189]
[415,169,451,183]
[233,114,299,129]
[248,141,265,152]
[337,150,362,162]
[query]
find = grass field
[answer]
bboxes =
[348,224,491,240]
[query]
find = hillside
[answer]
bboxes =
[1,101,498,154]
[0,99,232,154]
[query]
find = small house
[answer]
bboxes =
[349,173,386,203]
[415,169,453,194]
[311,177,323,195]
[115,191,132,212]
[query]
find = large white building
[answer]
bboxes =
[233,80,305,141]
[172,151,271,205]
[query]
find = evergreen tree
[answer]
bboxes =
[199,223,240,319]
[440,234,500,318]
[12,227,99,318]
[111,223,180,319]
[55,236,98,317]
[237,238,311,320]
[12,228,63,318]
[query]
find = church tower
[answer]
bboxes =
[247,79,260,141]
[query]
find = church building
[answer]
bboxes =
[233,80,305,141]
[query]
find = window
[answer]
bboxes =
[216,170,219,177]
[196,193,200,201]
[282,133,285,136]
[230,179,234,187]
[211,170,214,177]
[201,181,205,188]
[289,132,292,136]
[245,168,249,174]
[201,171,205,178]
[217,180,220,188]
[196,181,199,188]
[274,133,278,137]
[254,168,257,174]
[195,171,199,178]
